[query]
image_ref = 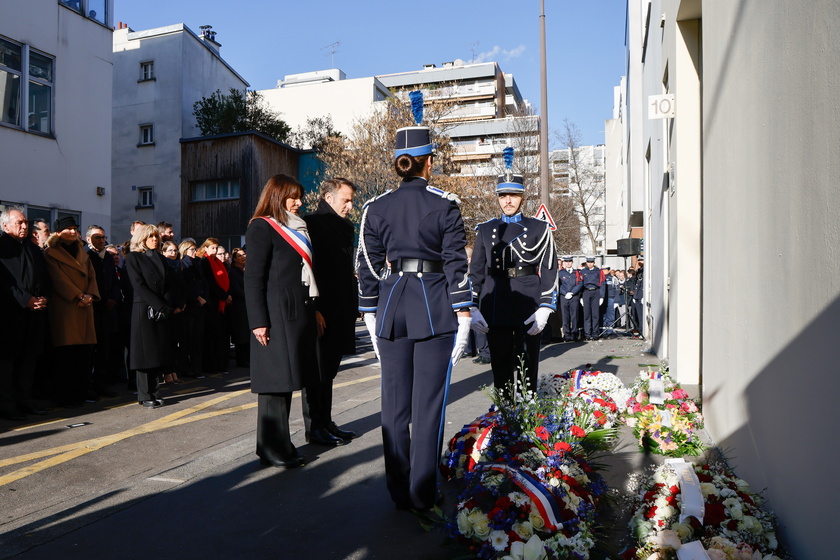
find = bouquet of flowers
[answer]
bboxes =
[625,462,784,560]
[623,371,705,457]
[442,383,615,559]
[538,370,630,409]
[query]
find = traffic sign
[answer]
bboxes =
[534,204,557,231]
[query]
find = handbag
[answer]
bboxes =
[147,306,167,322]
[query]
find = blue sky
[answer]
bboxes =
[115,1,627,147]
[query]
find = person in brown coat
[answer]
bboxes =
[43,216,100,408]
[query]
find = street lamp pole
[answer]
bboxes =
[539,0,550,206]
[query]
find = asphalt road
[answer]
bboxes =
[0,327,664,560]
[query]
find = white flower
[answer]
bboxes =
[706,550,727,560]
[529,510,546,530]
[509,535,547,560]
[655,505,675,519]
[509,491,529,507]
[650,529,682,550]
[490,529,510,552]
[473,518,491,540]
[700,482,719,497]
[512,520,534,540]
[672,522,693,539]
[765,532,778,549]
[719,487,736,498]
[456,509,474,538]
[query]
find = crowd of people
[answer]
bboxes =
[0,210,252,420]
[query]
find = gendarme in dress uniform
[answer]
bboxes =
[357,95,471,511]
[469,149,558,394]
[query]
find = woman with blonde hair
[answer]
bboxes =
[124,224,183,408]
[244,174,321,468]
[177,238,206,376]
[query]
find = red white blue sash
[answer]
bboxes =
[260,216,313,267]
[483,464,564,531]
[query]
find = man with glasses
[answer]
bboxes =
[86,225,122,398]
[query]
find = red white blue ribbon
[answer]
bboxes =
[260,216,313,267]
[483,464,564,531]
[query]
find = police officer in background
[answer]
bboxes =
[470,148,558,394]
[580,256,605,341]
[557,256,582,341]
[357,91,472,512]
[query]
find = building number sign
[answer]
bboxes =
[648,94,675,119]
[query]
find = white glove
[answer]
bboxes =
[599,298,604,306]
[470,308,489,334]
[564,292,573,300]
[451,316,472,365]
[614,303,619,309]
[364,313,380,359]
[524,307,553,336]
[580,298,584,306]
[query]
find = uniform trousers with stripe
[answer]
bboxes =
[377,332,454,510]
[581,289,601,337]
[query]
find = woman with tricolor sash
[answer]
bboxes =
[244,174,319,469]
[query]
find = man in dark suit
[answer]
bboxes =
[86,225,122,398]
[0,207,50,420]
[469,164,558,395]
[303,178,359,446]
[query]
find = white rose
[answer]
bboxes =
[656,505,675,519]
[673,522,693,539]
[468,509,486,524]
[707,550,727,560]
[529,510,546,530]
[456,509,474,538]
[513,521,534,540]
[654,496,671,509]
[700,482,719,497]
[765,532,778,550]
[473,518,491,540]
[719,487,736,498]
[651,529,682,550]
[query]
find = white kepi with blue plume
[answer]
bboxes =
[496,146,525,195]
[394,90,434,158]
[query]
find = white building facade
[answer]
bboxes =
[0,0,113,231]
[613,1,840,556]
[111,23,248,240]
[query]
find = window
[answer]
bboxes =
[137,187,154,208]
[59,0,108,26]
[0,37,53,135]
[191,179,241,201]
[139,124,154,145]
[139,60,154,82]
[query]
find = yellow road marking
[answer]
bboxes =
[0,374,380,486]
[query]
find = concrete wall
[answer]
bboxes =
[0,0,112,231]
[259,77,388,145]
[111,25,247,241]
[700,2,840,556]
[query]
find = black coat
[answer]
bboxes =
[304,200,357,360]
[0,234,49,352]
[125,251,180,371]
[227,265,250,345]
[244,217,317,394]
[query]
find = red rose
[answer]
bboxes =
[554,441,571,452]
[535,426,550,441]
[704,502,727,526]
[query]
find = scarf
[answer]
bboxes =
[266,212,319,298]
[206,253,230,312]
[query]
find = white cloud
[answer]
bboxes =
[473,44,527,64]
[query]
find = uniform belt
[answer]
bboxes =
[389,258,444,273]
[585,286,598,290]
[489,266,537,278]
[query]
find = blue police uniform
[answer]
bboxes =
[558,264,582,341]
[579,263,605,339]
[470,213,557,392]
[357,175,471,510]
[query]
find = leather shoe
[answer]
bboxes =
[258,455,301,469]
[327,422,356,441]
[140,400,162,409]
[472,356,491,364]
[308,427,349,447]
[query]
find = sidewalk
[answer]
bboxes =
[4,332,705,560]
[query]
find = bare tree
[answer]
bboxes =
[555,118,605,254]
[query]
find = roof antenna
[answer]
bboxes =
[321,40,340,68]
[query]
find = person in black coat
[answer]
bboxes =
[226,248,250,367]
[124,225,184,408]
[245,174,319,469]
[177,239,207,377]
[198,237,231,374]
[357,112,472,511]
[85,225,122,398]
[302,178,359,445]
[0,207,50,420]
